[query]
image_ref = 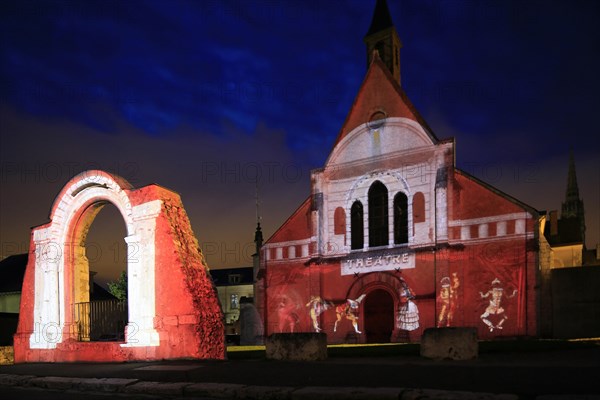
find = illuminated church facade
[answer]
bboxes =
[257,0,539,343]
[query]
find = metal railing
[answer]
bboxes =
[74,300,127,342]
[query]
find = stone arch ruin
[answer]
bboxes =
[14,170,225,362]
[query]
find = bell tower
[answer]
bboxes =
[364,0,402,84]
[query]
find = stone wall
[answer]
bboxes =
[420,327,478,360]
[551,266,600,338]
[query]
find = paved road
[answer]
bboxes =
[1,344,599,399]
[0,385,213,400]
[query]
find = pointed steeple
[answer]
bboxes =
[364,0,402,85]
[254,183,263,254]
[560,150,586,245]
[564,151,580,206]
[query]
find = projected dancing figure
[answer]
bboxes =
[334,294,366,334]
[397,278,419,331]
[480,278,517,332]
[305,296,332,332]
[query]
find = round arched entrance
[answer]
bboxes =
[14,170,225,362]
[364,289,394,343]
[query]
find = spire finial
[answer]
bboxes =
[364,0,402,84]
[254,182,263,249]
[565,149,579,203]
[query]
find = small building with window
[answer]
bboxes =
[256,0,539,344]
[209,267,254,326]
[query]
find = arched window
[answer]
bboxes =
[334,207,345,235]
[413,192,425,224]
[368,181,389,247]
[375,40,385,61]
[394,192,408,245]
[350,201,364,250]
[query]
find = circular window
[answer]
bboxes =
[367,110,387,130]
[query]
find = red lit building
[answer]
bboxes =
[256,0,539,343]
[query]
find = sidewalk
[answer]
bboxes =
[1,342,599,399]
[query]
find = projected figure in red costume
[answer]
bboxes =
[480,278,517,332]
[397,279,419,331]
[437,273,460,327]
[334,294,366,333]
[306,296,332,332]
[277,295,300,333]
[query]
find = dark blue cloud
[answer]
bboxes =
[1,0,599,166]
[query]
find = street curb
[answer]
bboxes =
[0,373,587,399]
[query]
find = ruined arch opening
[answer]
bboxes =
[74,201,128,342]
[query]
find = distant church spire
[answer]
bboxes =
[564,151,580,207]
[364,0,402,84]
[561,150,586,244]
[254,183,263,253]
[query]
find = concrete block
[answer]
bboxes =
[266,333,327,361]
[420,327,478,360]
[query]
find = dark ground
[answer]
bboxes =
[1,340,599,399]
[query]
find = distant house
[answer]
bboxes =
[0,254,27,314]
[0,253,117,345]
[209,267,254,326]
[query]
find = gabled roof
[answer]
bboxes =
[544,217,583,246]
[265,196,312,244]
[0,253,28,293]
[454,168,540,218]
[90,283,118,301]
[209,267,254,286]
[331,53,438,149]
[0,253,117,301]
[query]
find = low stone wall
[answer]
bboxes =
[551,266,600,339]
[420,327,478,360]
[265,333,327,361]
[0,346,14,365]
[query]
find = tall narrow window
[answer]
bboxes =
[394,192,408,244]
[369,181,389,247]
[350,201,364,250]
[334,207,346,235]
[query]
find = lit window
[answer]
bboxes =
[230,294,239,309]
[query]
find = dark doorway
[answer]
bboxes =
[364,289,394,343]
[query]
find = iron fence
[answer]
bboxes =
[74,300,127,341]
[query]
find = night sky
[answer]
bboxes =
[1,0,599,287]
